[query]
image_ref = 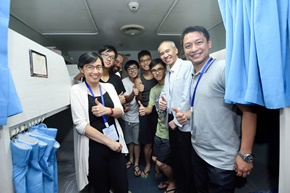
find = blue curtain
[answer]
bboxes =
[218,0,290,109]
[0,0,22,125]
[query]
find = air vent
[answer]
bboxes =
[120,24,145,37]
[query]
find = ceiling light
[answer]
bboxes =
[120,24,145,37]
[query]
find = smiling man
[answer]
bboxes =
[134,50,158,179]
[158,41,195,193]
[138,58,176,192]
[177,26,257,193]
[113,54,125,78]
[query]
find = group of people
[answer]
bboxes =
[70,25,257,193]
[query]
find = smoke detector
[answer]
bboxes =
[120,24,145,37]
[128,1,140,12]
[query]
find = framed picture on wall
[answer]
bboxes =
[29,49,48,78]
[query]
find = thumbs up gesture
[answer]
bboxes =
[138,101,146,116]
[159,96,167,111]
[92,98,107,117]
[139,80,144,92]
[119,91,126,104]
[133,85,139,96]
[172,107,187,125]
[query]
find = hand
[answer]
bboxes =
[139,80,144,92]
[119,91,126,104]
[92,98,109,117]
[138,101,146,116]
[123,103,130,112]
[168,120,177,130]
[235,155,254,178]
[133,85,139,96]
[108,141,123,152]
[172,107,187,125]
[159,96,167,111]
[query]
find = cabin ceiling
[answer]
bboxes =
[10,0,223,52]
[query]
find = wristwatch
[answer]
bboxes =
[238,151,254,163]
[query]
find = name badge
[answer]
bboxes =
[102,124,119,141]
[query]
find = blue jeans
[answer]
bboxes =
[191,148,236,193]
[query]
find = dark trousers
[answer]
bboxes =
[169,128,195,193]
[191,147,236,193]
[89,140,128,193]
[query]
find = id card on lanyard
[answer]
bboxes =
[190,58,214,140]
[85,81,119,141]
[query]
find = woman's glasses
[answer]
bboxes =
[85,65,103,72]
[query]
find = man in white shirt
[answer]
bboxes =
[158,41,195,193]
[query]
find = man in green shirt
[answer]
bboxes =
[139,58,176,192]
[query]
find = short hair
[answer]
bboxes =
[116,54,125,64]
[98,45,118,58]
[181,26,210,47]
[138,50,151,61]
[77,52,103,69]
[124,60,139,71]
[149,58,166,70]
[158,41,176,52]
[117,53,124,60]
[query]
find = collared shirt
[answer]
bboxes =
[160,58,193,132]
[191,59,241,170]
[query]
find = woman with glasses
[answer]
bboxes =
[70,52,128,193]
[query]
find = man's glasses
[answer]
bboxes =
[85,65,103,72]
[127,66,138,72]
[101,54,115,60]
[151,68,164,74]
